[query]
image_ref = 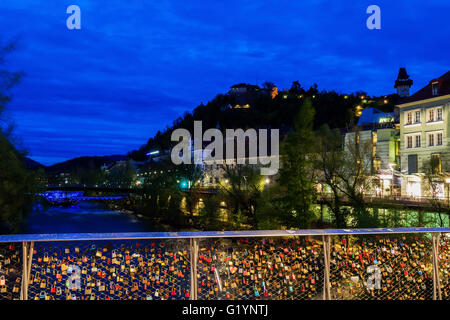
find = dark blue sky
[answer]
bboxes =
[1,1,448,165]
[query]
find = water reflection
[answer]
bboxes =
[23,201,153,234]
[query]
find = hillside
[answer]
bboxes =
[44,155,128,174]
[128,81,400,161]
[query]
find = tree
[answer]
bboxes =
[219,164,264,229]
[0,136,36,231]
[314,126,377,228]
[289,81,304,95]
[422,157,450,227]
[340,129,377,227]
[314,125,348,227]
[176,163,203,217]
[276,98,317,228]
[107,161,136,187]
[198,195,221,230]
[0,40,36,232]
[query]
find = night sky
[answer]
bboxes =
[0,1,448,165]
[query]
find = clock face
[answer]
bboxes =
[398,86,409,96]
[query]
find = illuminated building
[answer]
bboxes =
[397,70,450,198]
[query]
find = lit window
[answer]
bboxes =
[373,158,381,172]
[437,108,443,121]
[428,109,434,122]
[407,136,413,148]
[407,112,412,125]
[415,111,421,123]
[437,133,443,146]
[429,134,434,147]
[415,135,421,148]
[431,154,442,174]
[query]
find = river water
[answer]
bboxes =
[22,201,154,234]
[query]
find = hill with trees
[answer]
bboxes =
[128,81,400,161]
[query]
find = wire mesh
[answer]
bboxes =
[0,243,22,300]
[196,237,325,300]
[27,239,191,300]
[439,233,450,300]
[329,234,434,300]
[0,229,449,300]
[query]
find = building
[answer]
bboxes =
[397,70,450,198]
[226,83,278,110]
[344,107,401,196]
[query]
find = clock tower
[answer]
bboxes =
[394,67,413,97]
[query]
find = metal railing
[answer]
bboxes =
[0,228,449,300]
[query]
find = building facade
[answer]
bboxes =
[397,71,450,198]
[344,110,401,196]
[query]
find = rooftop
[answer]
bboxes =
[399,70,450,104]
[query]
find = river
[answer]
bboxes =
[22,201,154,234]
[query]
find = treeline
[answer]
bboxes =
[128,81,398,161]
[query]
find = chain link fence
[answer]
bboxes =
[27,239,191,300]
[329,234,434,300]
[0,243,22,300]
[439,233,450,300]
[0,228,449,300]
[197,237,324,300]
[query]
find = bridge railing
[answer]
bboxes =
[0,228,449,300]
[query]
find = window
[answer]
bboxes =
[415,135,421,148]
[408,154,418,174]
[431,154,442,174]
[407,136,413,148]
[432,82,439,96]
[406,112,412,125]
[428,109,434,122]
[415,111,421,123]
[437,132,443,146]
[373,158,381,173]
[437,108,443,121]
[429,134,434,146]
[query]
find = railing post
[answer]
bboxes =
[21,242,28,300]
[190,238,199,300]
[322,235,331,300]
[20,241,34,301]
[27,241,34,293]
[431,233,442,300]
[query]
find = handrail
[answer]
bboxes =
[1,227,450,243]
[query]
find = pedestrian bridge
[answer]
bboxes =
[0,228,449,300]
[38,191,125,203]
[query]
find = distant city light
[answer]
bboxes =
[146,150,159,156]
[180,180,188,189]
